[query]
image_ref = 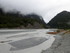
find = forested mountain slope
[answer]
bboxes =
[0,8,47,29]
[47,11,70,29]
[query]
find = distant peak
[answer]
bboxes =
[60,10,69,13]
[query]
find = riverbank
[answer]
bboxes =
[42,31,70,53]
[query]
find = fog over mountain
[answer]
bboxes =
[0,0,70,23]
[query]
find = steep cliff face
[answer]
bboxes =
[47,11,70,29]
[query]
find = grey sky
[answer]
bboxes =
[0,0,70,23]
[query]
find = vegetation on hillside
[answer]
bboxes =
[47,11,70,29]
[0,8,47,28]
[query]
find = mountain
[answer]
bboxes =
[47,11,70,29]
[0,8,47,29]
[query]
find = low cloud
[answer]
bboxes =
[0,0,70,23]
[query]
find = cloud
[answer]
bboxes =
[0,0,70,23]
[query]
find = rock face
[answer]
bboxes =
[42,33,70,53]
[47,11,70,29]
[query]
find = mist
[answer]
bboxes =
[0,0,70,23]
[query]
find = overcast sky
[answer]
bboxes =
[0,0,70,23]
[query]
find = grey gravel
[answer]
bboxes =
[42,33,70,53]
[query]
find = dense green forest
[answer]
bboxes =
[0,8,47,28]
[47,11,70,29]
[1,7,70,29]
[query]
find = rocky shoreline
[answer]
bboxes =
[42,32,70,53]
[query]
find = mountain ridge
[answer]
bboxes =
[0,8,47,29]
[47,11,70,29]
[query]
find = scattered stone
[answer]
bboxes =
[42,32,70,53]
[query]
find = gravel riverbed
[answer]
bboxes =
[42,33,70,53]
